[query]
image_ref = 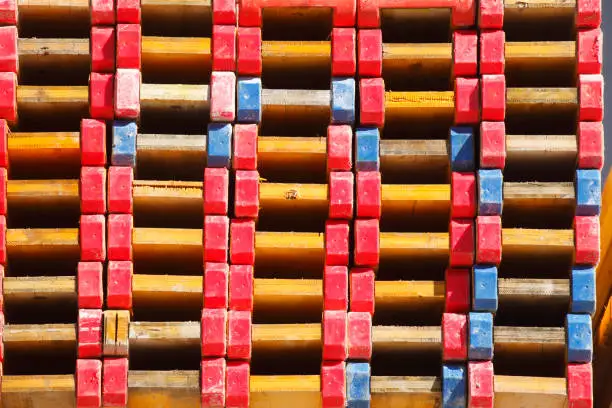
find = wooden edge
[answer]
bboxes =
[126,321,564,357]
[0,320,565,359]
[5,134,577,176]
[1,228,574,261]
[3,180,574,217]
[3,276,77,305]
[0,372,568,408]
[13,38,568,75]
[595,296,612,407]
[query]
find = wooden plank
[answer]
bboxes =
[2,227,573,262]
[505,88,577,116]
[2,375,76,408]
[140,83,209,113]
[8,132,81,170]
[384,91,455,121]
[68,39,571,78]
[0,372,568,408]
[128,370,200,408]
[6,133,569,179]
[7,228,80,259]
[595,296,612,408]
[129,321,200,350]
[17,86,89,116]
[18,38,89,73]
[4,276,76,306]
[13,0,577,27]
[505,135,577,169]
[504,0,576,23]
[262,89,330,122]
[494,327,565,360]
[498,278,569,309]
[258,136,327,176]
[251,375,321,408]
[371,376,440,408]
[494,375,567,408]
[17,0,90,24]
[6,179,574,218]
[131,275,568,317]
[4,323,76,352]
[125,321,563,358]
[379,139,448,177]
[141,37,211,77]
[7,179,79,209]
[505,41,575,75]
[596,176,612,325]
[140,0,212,22]
[502,228,574,258]
[130,228,574,264]
[133,180,202,219]
[385,88,577,120]
[503,182,574,213]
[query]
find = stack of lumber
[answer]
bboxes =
[0,0,603,407]
[595,174,612,408]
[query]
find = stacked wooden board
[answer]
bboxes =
[0,0,604,407]
[595,173,612,408]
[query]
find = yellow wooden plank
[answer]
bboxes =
[7,228,80,259]
[502,228,574,258]
[0,372,569,408]
[4,276,76,306]
[7,179,79,208]
[140,0,211,23]
[251,375,321,408]
[8,178,574,218]
[4,323,76,352]
[2,375,76,408]
[128,370,200,408]
[379,232,448,262]
[8,132,81,169]
[133,180,202,219]
[258,136,327,175]
[141,36,211,76]
[595,296,612,408]
[7,133,568,179]
[17,38,575,80]
[128,321,563,359]
[505,41,576,80]
[385,91,455,121]
[130,228,574,265]
[17,85,89,117]
[370,376,440,408]
[504,0,576,23]
[17,0,89,24]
